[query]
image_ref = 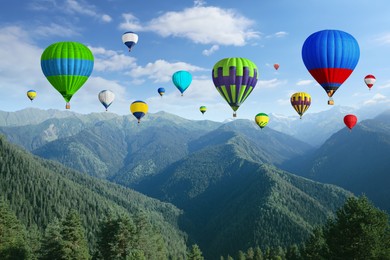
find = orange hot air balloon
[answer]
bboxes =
[274,64,279,70]
[344,114,357,130]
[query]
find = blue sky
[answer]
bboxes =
[1,0,390,122]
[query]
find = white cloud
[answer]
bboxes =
[202,45,219,56]
[256,78,287,89]
[29,0,111,23]
[102,14,112,23]
[119,6,260,46]
[194,0,206,7]
[128,59,206,84]
[34,23,79,37]
[375,33,390,45]
[89,46,137,72]
[378,81,390,89]
[119,13,143,31]
[363,93,389,106]
[296,79,314,86]
[266,31,288,39]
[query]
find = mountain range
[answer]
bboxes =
[1,107,389,258]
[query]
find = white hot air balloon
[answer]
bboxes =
[122,32,138,52]
[98,90,115,111]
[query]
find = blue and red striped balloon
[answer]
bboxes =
[302,30,360,105]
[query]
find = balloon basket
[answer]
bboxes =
[328,99,334,105]
[65,103,70,109]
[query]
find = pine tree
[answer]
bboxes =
[324,196,390,259]
[39,218,64,260]
[0,198,29,259]
[60,210,90,260]
[187,244,204,260]
[301,227,328,260]
[95,214,136,259]
[285,244,300,260]
[237,250,246,260]
[253,246,263,260]
[246,247,255,260]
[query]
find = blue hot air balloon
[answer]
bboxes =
[158,87,165,97]
[172,70,192,96]
[302,30,360,105]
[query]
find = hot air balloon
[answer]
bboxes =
[41,42,94,109]
[130,100,148,123]
[122,32,138,52]
[158,87,165,97]
[172,71,192,96]
[302,30,360,105]
[364,74,376,90]
[200,106,207,114]
[27,90,37,102]
[274,64,280,70]
[291,92,311,119]
[255,113,269,129]
[98,90,115,111]
[344,114,357,130]
[212,57,258,117]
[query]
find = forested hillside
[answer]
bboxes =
[0,134,187,258]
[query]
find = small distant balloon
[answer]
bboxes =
[122,32,138,52]
[364,75,376,90]
[172,71,192,96]
[130,100,148,123]
[158,87,165,97]
[199,106,207,114]
[291,92,311,119]
[27,90,37,102]
[255,113,269,129]
[98,90,115,111]
[344,114,357,130]
[274,64,279,70]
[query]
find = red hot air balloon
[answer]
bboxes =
[364,74,376,90]
[344,114,357,130]
[274,64,279,70]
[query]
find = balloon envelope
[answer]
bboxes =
[199,106,207,114]
[122,32,138,51]
[255,113,269,129]
[364,74,376,90]
[302,30,360,104]
[158,87,165,97]
[291,92,311,119]
[41,42,94,108]
[274,64,279,70]
[98,90,115,110]
[130,100,148,123]
[27,90,37,101]
[172,71,192,95]
[344,114,357,130]
[212,57,258,117]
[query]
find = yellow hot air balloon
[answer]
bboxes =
[255,113,269,129]
[290,92,311,119]
[130,100,148,123]
[27,90,37,101]
[199,106,207,114]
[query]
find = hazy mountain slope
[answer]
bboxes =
[0,134,187,258]
[282,112,390,212]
